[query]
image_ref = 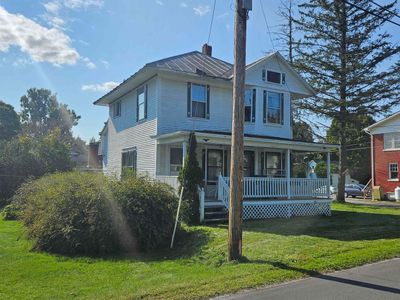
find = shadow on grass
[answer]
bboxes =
[245,260,400,295]
[214,209,400,241]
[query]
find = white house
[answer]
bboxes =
[95,44,338,222]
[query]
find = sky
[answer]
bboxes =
[0,0,398,141]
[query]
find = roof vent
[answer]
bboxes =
[202,43,212,56]
[196,68,207,76]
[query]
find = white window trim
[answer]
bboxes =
[384,132,400,150]
[263,69,286,85]
[388,162,398,180]
[137,86,146,122]
[112,101,121,118]
[169,147,183,176]
[244,88,255,124]
[266,91,284,126]
[190,83,208,119]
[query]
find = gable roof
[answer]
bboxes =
[364,111,400,133]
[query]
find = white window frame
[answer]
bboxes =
[112,101,121,118]
[137,86,146,122]
[261,151,286,177]
[244,89,254,123]
[388,162,398,180]
[266,91,283,125]
[121,147,137,174]
[190,83,207,119]
[384,133,400,150]
[263,69,286,85]
[169,147,183,176]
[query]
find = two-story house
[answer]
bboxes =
[95,44,338,221]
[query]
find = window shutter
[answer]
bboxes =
[223,150,228,176]
[252,89,256,122]
[133,150,137,170]
[202,149,206,183]
[206,85,210,119]
[260,152,264,176]
[187,82,191,117]
[263,90,267,123]
[282,73,286,84]
[280,93,284,125]
[144,85,148,119]
[136,90,139,122]
[262,69,266,81]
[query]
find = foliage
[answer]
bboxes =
[114,176,178,251]
[315,161,339,178]
[178,132,203,224]
[327,114,375,183]
[0,101,20,140]
[1,203,400,299]
[292,120,314,142]
[20,88,80,140]
[0,129,74,200]
[295,0,400,201]
[10,171,178,254]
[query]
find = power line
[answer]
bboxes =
[344,0,400,27]
[207,0,217,44]
[259,0,276,51]
[371,0,400,20]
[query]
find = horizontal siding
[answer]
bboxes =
[158,77,292,139]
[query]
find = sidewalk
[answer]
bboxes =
[215,258,400,300]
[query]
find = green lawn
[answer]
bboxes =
[1,203,400,299]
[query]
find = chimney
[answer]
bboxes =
[202,43,212,56]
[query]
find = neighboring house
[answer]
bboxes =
[95,44,338,221]
[365,112,400,198]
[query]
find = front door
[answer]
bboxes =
[207,149,223,185]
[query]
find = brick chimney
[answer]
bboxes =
[202,43,212,56]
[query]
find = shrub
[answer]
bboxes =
[11,172,179,255]
[114,176,178,251]
[14,172,119,255]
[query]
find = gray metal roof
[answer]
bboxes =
[146,51,233,79]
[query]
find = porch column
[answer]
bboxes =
[182,141,187,167]
[286,149,291,199]
[326,151,331,199]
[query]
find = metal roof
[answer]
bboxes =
[145,51,233,79]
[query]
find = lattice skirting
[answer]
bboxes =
[243,200,332,220]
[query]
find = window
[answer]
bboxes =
[244,151,255,177]
[207,149,223,184]
[261,152,285,177]
[137,86,147,121]
[187,83,209,119]
[264,91,284,124]
[170,148,183,175]
[244,89,256,123]
[121,148,137,174]
[389,163,398,179]
[112,101,121,118]
[384,133,400,150]
[263,70,286,84]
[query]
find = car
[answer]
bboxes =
[345,184,364,198]
[314,185,337,194]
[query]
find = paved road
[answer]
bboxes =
[216,258,400,300]
[345,198,400,208]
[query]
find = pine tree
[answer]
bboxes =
[178,132,203,224]
[295,0,400,201]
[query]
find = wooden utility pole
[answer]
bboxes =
[228,0,250,261]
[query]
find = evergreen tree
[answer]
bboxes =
[295,0,400,201]
[0,101,21,140]
[178,132,203,224]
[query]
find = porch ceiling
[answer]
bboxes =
[152,130,339,152]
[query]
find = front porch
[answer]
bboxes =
[154,130,337,222]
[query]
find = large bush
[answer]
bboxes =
[11,172,178,255]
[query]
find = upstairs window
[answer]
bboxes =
[136,85,147,122]
[384,133,400,150]
[112,101,121,118]
[389,162,398,179]
[263,91,284,125]
[244,89,256,123]
[187,83,210,119]
[121,148,137,175]
[262,69,286,85]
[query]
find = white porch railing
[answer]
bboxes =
[219,175,329,201]
[155,175,179,191]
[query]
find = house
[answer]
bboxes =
[95,44,338,221]
[365,112,400,199]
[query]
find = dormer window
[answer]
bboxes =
[112,101,121,118]
[262,69,286,85]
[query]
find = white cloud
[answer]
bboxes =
[82,57,96,69]
[100,60,110,69]
[81,81,119,92]
[193,5,210,16]
[43,1,61,14]
[180,2,188,8]
[216,12,229,19]
[63,0,104,9]
[12,57,33,67]
[156,0,164,6]
[0,6,79,66]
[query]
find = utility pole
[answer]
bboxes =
[228,0,251,261]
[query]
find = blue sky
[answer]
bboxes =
[0,0,398,141]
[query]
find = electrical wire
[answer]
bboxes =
[207,0,217,44]
[371,0,400,20]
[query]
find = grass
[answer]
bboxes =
[1,203,400,299]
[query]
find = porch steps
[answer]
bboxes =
[204,199,228,223]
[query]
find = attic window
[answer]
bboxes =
[263,70,286,85]
[112,101,121,118]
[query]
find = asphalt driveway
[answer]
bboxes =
[215,258,400,300]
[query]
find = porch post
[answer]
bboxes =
[182,141,187,167]
[327,151,331,199]
[286,149,291,199]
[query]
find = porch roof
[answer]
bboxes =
[152,130,339,152]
